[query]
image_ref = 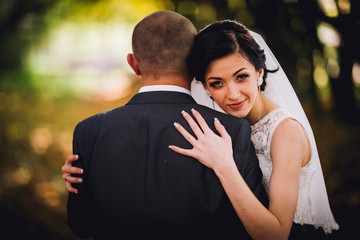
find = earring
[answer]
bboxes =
[206,91,214,101]
[257,77,263,86]
[206,91,216,109]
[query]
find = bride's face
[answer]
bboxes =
[204,53,262,119]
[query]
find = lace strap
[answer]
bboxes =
[266,109,293,153]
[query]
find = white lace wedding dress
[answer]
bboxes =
[251,108,317,226]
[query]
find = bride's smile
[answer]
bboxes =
[226,99,247,110]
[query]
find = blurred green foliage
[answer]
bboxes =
[0,0,359,239]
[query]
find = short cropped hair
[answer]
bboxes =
[132,11,197,77]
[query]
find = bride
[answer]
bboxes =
[62,20,338,240]
[169,20,339,239]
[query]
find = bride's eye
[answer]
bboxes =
[236,74,249,81]
[209,81,223,88]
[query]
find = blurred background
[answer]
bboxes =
[0,0,359,239]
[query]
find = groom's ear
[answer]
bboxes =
[127,53,141,76]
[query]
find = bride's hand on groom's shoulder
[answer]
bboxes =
[169,109,235,171]
[62,154,83,194]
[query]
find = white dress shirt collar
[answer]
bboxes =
[138,85,191,95]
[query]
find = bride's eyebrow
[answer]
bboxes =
[232,68,247,76]
[207,76,222,81]
[207,68,247,81]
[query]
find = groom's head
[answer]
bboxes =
[128,11,197,80]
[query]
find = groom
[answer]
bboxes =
[67,11,267,239]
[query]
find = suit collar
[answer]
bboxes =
[138,85,191,95]
[126,91,197,105]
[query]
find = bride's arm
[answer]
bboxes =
[170,110,309,240]
[218,118,308,240]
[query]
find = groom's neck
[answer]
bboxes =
[141,74,191,90]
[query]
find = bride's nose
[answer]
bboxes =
[226,86,241,101]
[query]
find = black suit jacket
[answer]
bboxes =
[67,91,268,239]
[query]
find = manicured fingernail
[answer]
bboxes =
[168,145,173,148]
[215,118,220,123]
[74,190,78,194]
[78,178,83,183]
[80,169,84,174]
[75,155,79,159]
[173,122,179,127]
[191,108,196,113]
[181,110,187,116]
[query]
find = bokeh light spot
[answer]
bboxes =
[317,22,341,47]
[338,0,351,14]
[35,182,61,207]
[314,66,329,89]
[317,0,339,18]
[177,1,199,16]
[29,127,53,155]
[352,62,360,87]
[196,4,217,22]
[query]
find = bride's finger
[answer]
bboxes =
[181,110,203,138]
[168,145,196,158]
[62,165,84,175]
[190,109,212,134]
[63,174,83,184]
[173,122,198,146]
[65,181,79,194]
[214,118,232,142]
[65,154,79,164]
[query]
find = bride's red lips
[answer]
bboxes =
[227,100,246,110]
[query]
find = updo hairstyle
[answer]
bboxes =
[187,20,277,91]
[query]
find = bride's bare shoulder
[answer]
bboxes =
[271,118,311,166]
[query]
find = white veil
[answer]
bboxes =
[191,31,339,233]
